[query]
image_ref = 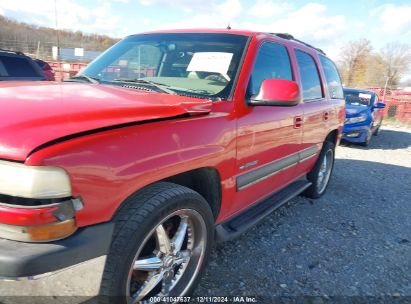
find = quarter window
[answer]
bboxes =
[295,50,323,100]
[319,55,344,99]
[248,42,292,96]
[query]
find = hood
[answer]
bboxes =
[0,81,212,161]
[345,104,370,118]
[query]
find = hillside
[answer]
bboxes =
[0,15,119,60]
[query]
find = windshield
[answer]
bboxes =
[81,33,248,99]
[344,91,375,107]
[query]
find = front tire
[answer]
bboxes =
[303,141,335,199]
[373,125,381,136]
[100,182,214,303]
[361,130,372,147]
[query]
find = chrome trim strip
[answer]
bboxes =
[0,197,83,210]
[299,145,318,161]
[299,153,318,163]
[237,153,299,191]
[237,162,298,191]
[236,145,319,191]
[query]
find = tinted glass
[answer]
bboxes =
[248,42,292,96]
[320,55,343,99]
[0,56,40,77]
[82,33,248,99]
[295,50,322,100]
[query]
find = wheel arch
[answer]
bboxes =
[162,167,222,220]
[112,167,222,222]
[325,129,339,146]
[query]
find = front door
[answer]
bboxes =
[232,41,303,215]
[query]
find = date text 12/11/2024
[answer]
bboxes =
[148,296,258,303]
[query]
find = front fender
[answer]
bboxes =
[26,110,237,227]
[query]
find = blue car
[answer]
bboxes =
[342,88,386,146]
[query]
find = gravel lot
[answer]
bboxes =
[0,126,410,303]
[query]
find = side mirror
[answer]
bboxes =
[249,79,301,106]
[374,102,386,109]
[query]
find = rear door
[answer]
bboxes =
[233,40,303,215]
[293,49,336,174]
[319,54,345,140]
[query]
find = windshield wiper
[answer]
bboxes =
[112,79,176,95]
[65,74,100,84]
[111,78,219,100]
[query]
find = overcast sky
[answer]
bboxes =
[0,0,410,60]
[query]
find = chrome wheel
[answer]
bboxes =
[126,209,207,303]
[316,149,333,194]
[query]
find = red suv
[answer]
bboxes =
[0,29,344,300]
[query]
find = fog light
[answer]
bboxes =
[0,219,77,242]
[346,132,360,137]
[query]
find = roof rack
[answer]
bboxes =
[271,33,326,55]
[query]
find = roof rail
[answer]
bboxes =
[271,33,326,55]
[0,49,25,56]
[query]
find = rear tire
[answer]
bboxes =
[99,182,214,303]
[303,141,335,199]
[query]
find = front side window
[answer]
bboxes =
[295,50,323,100]
[81,33,248,100]
[248,42,292,96]
[319,55,344,99]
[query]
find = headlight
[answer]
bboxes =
[0,161,76,242]
[345,114,368,124]
[0,160,71,199]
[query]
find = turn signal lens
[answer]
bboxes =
[0,219,77,242]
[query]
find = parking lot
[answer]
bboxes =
[0,126,410,303]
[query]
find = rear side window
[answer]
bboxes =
[320,56,344,99]
[295,50,323,100]
[0,56,40,77]
[248,42,292,96]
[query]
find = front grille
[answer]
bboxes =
[0,194,70,207]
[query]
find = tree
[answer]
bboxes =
[0,15,120,61]
[363,53,386,87]
[377,42,411,86]
[338,39,373,87]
